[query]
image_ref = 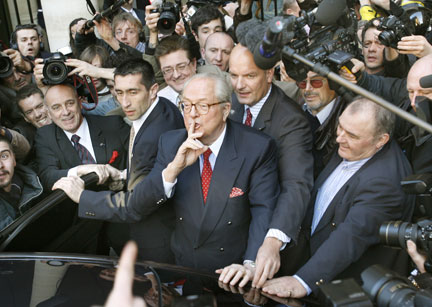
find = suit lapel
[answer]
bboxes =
[303,152,342,236]
[253,86,276,131]
[87,117,107,163]
[196,122,243,247]
[55,126,81,167]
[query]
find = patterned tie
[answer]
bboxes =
[201,148,213,203]
[71,134,96,164]
[244,108,253,127]
[128,126,135,168]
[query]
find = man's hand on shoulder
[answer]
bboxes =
[52,176,85,203]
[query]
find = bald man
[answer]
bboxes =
[221,43,313,288]
[201,32,234,72]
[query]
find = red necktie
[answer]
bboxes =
[201,148,213,203]
[244,108,252,127]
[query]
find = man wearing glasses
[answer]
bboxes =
[297,71,347,177]
[55,73,279,281]
[155,35,197,106]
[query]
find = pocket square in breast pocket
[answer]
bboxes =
[229,187,244,198]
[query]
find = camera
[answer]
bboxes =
[380,219,432,257]
[361,264,432,307]
[0,51,13,78]
[42,52,72,85]
[377,15,413,49]
[153,1,180,35]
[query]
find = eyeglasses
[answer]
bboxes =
[161,61,191,78]
[180,100,226,115]
[296,79,325,89]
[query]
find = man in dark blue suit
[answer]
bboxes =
[261,97,414,298]
[55,73,279,279]
[54,58,184,262]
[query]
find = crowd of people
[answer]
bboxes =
[1,0,432,302]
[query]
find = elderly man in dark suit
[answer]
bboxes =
[34,83,129,253]
[34,83,129,190]
[261,97,414,298]
[54,73,279,280]
[226,43,314,287]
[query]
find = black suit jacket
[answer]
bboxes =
[34,115,129,190]
[295,140,414,292]
[230,84,314,242]
[124,97,184,262]
[79,120,279,271]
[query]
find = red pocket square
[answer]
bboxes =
[229,187,244,198]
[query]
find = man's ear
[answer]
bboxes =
[222,102,231,121]
[150,83,159,100]
[266,68,275,83]
[200,47,205,60]
[193,31,198,42]
[376,133,390,149]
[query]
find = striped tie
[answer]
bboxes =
[71,134,96,164]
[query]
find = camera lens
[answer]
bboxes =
[0,55,13,78]
[378,30,397,47]
[158,12,176,35]
[362,265,416,307]
[43,61,68,85]
[380,221,418,249]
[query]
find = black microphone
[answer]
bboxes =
[420,74,432,88]
[253,18,284,70]
[315,0,347,26]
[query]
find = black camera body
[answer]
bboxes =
[377,15,413,49]
[42,52,72,85]
[0,51,13,79]
[154,1,180,35]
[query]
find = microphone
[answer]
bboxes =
[420,74,432,88]
[85,0,126,29]
[253,18,284,70]
[315,0,347,26]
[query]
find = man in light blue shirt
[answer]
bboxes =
[261,97,414,298]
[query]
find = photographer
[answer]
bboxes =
[73,13,143,67]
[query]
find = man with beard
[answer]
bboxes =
[0,135,43,230]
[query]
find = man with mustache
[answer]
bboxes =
[0,135,43,230]
[298,71,347,178]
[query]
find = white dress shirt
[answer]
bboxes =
[158,85,180,107]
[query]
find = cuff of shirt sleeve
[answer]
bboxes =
[293,275,312,296]
[162,169,177,198]
[67,167,78,177]
[266,228,291,250]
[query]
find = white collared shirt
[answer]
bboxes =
[66,118,97,176]
[158,85,180,107]
[303,98,336,125]
[162,125,227,197]
[241,85,272,126]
